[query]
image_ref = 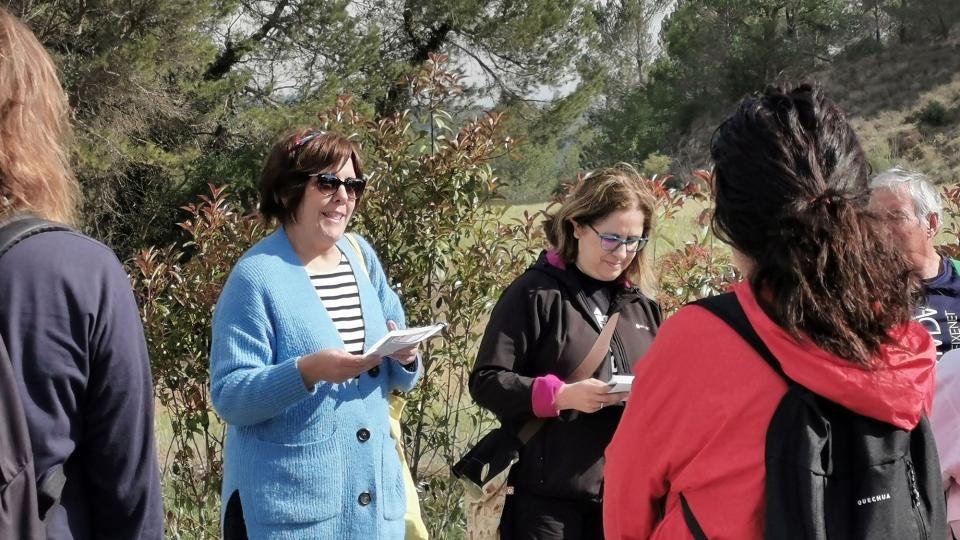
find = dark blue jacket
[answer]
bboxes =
[917,256,960,358]
[0,229,163,539]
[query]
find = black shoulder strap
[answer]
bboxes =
[0,214,71,525]
[0,215,72,260]
[690,293,788,381]
[680,493,709,540]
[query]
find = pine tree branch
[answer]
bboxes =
[204,0,291,81]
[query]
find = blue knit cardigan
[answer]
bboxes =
[210,228,421,539]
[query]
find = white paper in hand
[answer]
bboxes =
[606,374,634,393]
[366,323,445,357]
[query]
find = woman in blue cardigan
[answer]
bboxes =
[211,129,422,539]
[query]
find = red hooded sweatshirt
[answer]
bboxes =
[603,282,937,540]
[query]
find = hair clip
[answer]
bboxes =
[294,131,325,147]
[804,191,845,208]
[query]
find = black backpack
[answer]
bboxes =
[0,215,72,539]
[681,292,947,540]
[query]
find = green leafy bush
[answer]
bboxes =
[913,100,951,127]
[641,153,673,178]
[940,184,960,261]
[132,186,266,537]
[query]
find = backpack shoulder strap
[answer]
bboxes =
[0,215,71,528]
[0,330,45,539]
[950,257,960,277]
[691,293,788,381]
[0,215,72,260]
[343,232,369,278]
[680,493,709,540]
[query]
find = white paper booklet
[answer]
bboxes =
[365,323,446,357]
[606,374,634,393]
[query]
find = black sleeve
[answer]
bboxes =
[82,252,164,539]
[468,274,560,422]
[650,297,664,330]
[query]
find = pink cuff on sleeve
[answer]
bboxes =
[532,374,564,418]
[948,481,960,540]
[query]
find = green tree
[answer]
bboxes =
[493,64,605,201]
[10,0,609,258]
[9,1,230,254]
[591,0,673,92]
[358,0,600,114]
[882,0,960,42]
[588,0,864,165]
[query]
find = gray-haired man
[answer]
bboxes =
[869,166,960,358]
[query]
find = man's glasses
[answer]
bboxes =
[310,172,366,200]
[879,209,921,226]
[588,224,648,252]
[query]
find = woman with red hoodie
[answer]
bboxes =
[604,85,941,539]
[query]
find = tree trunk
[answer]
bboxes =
[204,0,290,81]
[874,4,882,43]
[375,7,452,116]
[898,0,909,44]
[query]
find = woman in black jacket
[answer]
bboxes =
[469,166,662,539]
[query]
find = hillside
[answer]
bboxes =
[828,41,960,184]
[673,39,960,185]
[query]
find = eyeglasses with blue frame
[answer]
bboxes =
[587,223,648,252]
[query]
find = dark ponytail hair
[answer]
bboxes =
[710,85,920,365]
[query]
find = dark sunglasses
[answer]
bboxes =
[588,224,648,253]
[309,173,366,200]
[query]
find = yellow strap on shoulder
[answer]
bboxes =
[344,232,368,277]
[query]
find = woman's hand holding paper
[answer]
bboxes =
[386,320,418,365]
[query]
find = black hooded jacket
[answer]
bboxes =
[469,251,661,502]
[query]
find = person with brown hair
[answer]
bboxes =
[0,7,163,539]
[210,129,421,539]
[604,85,942,538]
[468,165,662,539]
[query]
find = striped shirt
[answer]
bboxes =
[308,255,365,354]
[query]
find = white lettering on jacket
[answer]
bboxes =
[856,493,892,506]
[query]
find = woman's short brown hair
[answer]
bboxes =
[258,129,364,225]
[0,8,78,224]
[543,165,657,296]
